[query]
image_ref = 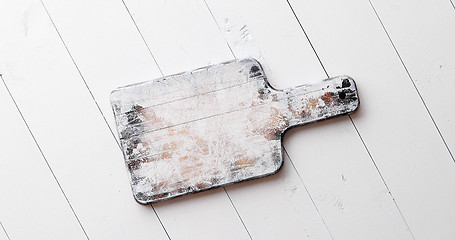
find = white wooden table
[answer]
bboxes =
[1,0,454,239]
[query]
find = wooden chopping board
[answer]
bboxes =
[110,58,359,204]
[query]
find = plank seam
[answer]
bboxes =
[118,87,328,139]
[285,0,329,78]
[121,0,164,76]
[202,0,236,58]
[39,0,120,147]
[223,188,253,240]
[38,1,172,239]
[1,76,90,240]
[348,117,416,239]
[368,0,455,163]
[115,78,263,116]
[283,149,334,240]
[286,0,416,238]
[151,205,171,240]
[202,0,334,238]
[0,220,11,240]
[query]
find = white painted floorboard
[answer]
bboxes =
[0,77,86,239]
[368,0,455,238]
[370,0,455,162]
[1,0,454,239]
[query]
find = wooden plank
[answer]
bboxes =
[38,0,252,239]
[204,0,415,239]
[0,1,169,239]
[369,0,455,163]
[0,80,84,238]
[287,0,455,239]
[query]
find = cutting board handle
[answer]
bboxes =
[277,76,359,129]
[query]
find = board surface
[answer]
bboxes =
[111,58,359,203]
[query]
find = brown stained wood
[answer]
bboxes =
[110,58,359,204]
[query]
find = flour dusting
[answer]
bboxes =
[110,58,359,203]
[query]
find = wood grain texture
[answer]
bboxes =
[111,58,358,203]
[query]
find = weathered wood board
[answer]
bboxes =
[111,58,359,203]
